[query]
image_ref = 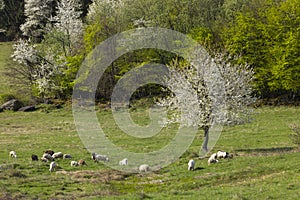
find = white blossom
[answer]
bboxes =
[20,0,54,38]
[53,0,83,49]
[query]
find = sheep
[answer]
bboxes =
[49,161,57,172]
[70,161,79,167]
[41,157,48,162]
[9,151,17,158]
[52,152,63,159]
[119,158,128,166]
[31,154,38,161]
[208,153,218,165]
[216,151,229,159]
[78,159,87,166]
[42,153,54,161]
[44,150,55,156]
[139,164,150,172]
[92,153,109,162]
[63,154,72,159]
[188,159,195,171]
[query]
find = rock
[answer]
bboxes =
[18,105,36,112]
[0,99,23,111]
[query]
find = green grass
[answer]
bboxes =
[0,42,14,95]
[0,105,299,199]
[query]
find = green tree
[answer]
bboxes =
[222,0,300,98]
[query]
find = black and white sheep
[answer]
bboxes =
[9,151,17,158]
[216,151,230,159]
[92,153,109,162]
[70,161,79,167]
[63,154,72,159]
[52,152,63,159]
[208,153,218,165]
[41,153,54,162]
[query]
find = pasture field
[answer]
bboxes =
[0,105,299,199]
[0,42,13,95]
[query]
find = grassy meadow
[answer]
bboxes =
[0,42,299,199]
[0,105,299,199]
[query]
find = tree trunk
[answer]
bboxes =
[202,126,209,152]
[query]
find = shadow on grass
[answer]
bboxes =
[194,167,205,171]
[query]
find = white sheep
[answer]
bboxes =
[119,158,128,166]
[49,161,57,172]
[70,161,79,167]
[188,159,195,171]
[9,151,17,158]
[52,152,63,159]
[208,153,219,165]
[42,153,54,161]
[139,164,150,172]
[216,151,229,159]
[63,154,72,159]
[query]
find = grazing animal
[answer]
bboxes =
[119,158,128,166]
[49,162,57,172]
[31,154,38,161]
[92,153,109,162]
[44,150,55,156]
[188,159,195,171]
[52,152,63,159]
[139,164,150,172]
[208,153,219,165]
[63,154,72,159]
[216,151,230,159]
[70,161,79,167]
[42,153,54,161]
[78,159,87,166]
[9,151,17,158]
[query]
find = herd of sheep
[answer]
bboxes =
[8,150,233,173]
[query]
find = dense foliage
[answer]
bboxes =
[1,0,299,101]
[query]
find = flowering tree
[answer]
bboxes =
[158,56,256,153]
[52,0,83,56]
[13,0,83,100]
[20,0,54,40]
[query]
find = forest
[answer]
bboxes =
[0,0,299,104]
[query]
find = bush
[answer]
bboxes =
[0,93,16,104]
[289,123,300,151]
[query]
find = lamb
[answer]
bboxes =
[52,152,63,159]
[63,154,72,159]
[9,151,17,158]
[70,161,79,167]
[31,154,38,161]
[49,161,57,172]
[188,159,195,171]
[119,158,128,166]
[139,164,150,172]
[42,153,54,162]
[208,153,219,165]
